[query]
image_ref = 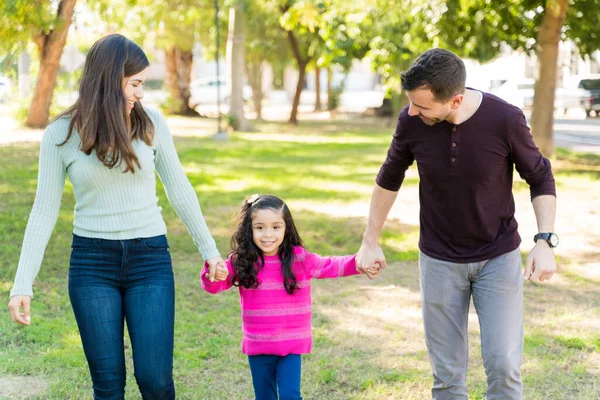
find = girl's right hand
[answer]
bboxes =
[213,262,229,282]
[205,257,224,282]
[8,295,32,325]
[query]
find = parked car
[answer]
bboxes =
[0,75,11,103]
[490,78,586,113]
[189,76,252,108]
[577,76,600,117]
[490,78,534,109]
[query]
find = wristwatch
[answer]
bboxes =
[533,232,559,248]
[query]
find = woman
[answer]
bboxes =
[7,34,223,399]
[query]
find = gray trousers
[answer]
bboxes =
[419,248,523,400]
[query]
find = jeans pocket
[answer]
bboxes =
[71,235,95,250]
[141,235,169,250]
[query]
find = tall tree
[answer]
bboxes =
[318,2,375,110]
[278,1,323,124]
[531,0,569,156]
[361,0,433,116]
[125,0,215,115]
[244,0,289,120]
[1,0,77,128]
[227,1,250,130]
[438,0,600,156]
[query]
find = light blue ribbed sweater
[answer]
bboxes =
[10,108,220,298]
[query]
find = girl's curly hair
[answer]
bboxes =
[230,194,303,294]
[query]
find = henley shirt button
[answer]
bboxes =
[451,158,456,162]
[452,143,457,147]
[452,127,457,132]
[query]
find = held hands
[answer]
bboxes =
[360,262,382,279]
[523,241,557,282]
[356,241,387,280]
[8,295,32,326]
[205,257,229,282]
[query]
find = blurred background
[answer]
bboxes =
[1,1,600,399]
[1,0,599,155]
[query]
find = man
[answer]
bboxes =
[356,48,557,400]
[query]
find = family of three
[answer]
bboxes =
[8,34,557,400]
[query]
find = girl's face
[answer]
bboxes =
[251,208,286,256]
[122,67,148,114]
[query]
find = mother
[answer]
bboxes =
[8,34,223,399]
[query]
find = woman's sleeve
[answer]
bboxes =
[10,128,66,298]
[153,111,220,260]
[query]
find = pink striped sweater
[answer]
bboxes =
[201,246,359,356]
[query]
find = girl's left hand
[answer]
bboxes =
[205,257,225,282]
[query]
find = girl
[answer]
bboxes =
[8,34,224,399]
[201,194,379,400]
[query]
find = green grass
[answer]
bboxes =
[1,117,599,399]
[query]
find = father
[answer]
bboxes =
[356,48,557,399]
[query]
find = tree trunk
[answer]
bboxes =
[26,0,76,128]
[530,0,569,157]
[289,61,307,124]
[247,60,264,120]
[327,68,334,111]
[314,65,321,111]
[284,30,310,124]
[164,46,195,115]
[227,4,250,131]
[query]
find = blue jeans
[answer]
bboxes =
[68,234,175,400]
[248,354,303,400]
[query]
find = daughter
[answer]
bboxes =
[201,194,379,400]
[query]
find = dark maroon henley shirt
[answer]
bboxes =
[376,91,556,263]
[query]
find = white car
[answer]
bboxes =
[490,78,585,113]
[490,78,534,109]
[189,76,252,107]
[0,76,11,103]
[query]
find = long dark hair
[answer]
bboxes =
[57,34,154,173]
[231,194,303,294]
[401,48,466,102]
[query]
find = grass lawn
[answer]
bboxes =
[1,116,599,399]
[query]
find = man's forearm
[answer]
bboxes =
[532,195,556,232]
[363,184,399,245]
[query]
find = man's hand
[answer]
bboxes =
[205,257,225,282]
[356,241,387,280]
[8,295,31,326]
[523,241,557,282]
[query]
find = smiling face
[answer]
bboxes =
[406,87,463,126]
[122,67,148,114]
[251,208,286,256]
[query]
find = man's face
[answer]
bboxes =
[406,87,462,126]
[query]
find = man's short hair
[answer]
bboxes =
[401,48,466,103]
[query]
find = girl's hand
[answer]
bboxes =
[361,262,382,279]
[205,257,225,282]
[8,295,32,325]
[213,262,229,282]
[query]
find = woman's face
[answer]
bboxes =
[122,67,149,114]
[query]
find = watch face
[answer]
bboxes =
[550,234,559,247]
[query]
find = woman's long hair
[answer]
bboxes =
[57,34,154,173]
[231,195,303,294]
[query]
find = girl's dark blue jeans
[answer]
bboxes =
[68,234,175,400]
[248,354,303,400]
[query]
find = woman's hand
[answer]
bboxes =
[205,257,227,282]
[8,295,32,325]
